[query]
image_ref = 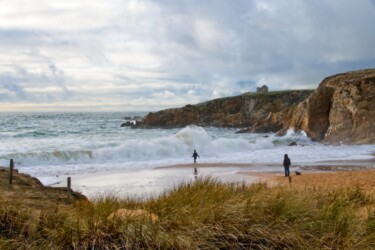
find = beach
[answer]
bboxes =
[4,158,375,249]
[1,112,374,199]
[51,156,375,199]
[4,155,374,202]
[51,163,266,199]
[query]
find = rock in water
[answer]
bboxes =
[121,121,135,127]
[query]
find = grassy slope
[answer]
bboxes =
[196,89,314,106]
[2,174,375,249]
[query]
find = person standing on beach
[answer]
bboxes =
[192,149,200,164]
[283,154,291,177]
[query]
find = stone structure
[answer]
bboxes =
[257,85,268,93]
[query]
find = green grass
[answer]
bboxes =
[1,178,375,249]
[241,89,314,97]
[195,89,314,107]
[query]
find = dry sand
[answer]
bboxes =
[50,154,374,199]
[254,170,375,192]
[3,155,374,199]
[158,157,375,192]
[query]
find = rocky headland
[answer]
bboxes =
[137,90,313,130]
[135,69,375,145]
[280,69,375,144]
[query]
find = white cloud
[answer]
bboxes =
[0,0,374,112]
[152,90,175,98]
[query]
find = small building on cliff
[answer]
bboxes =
[257,85,268,93]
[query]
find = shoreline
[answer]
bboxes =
[48,154,375,199]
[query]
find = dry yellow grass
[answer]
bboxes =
[0,167,87,211]
[107,208,159,223]
[3,166,375,248]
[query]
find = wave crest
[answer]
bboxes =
[0,126,312,167]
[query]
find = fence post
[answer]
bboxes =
[9,159,14,185]
[194,167,198,180]
[67,177,71,194]
[288,176,292,184]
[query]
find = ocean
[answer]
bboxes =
[0,112,374,188]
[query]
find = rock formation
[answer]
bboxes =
[136,90,313,129]
[135,69,375,145]
[280,69,375,144]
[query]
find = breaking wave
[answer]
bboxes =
[0,126,311,167]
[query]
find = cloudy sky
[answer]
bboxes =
[0,0,374,112]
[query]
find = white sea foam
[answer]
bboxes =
[0,112,374,185]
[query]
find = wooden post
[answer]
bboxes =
[288,176,292,184]
[67,177,71,194]
[194,167,198,180]
[9,159,14,185]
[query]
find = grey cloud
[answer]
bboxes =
[0,29,76,49]
[49,63,71,96]
[0,29,49,46]
[0,77,27,100]
[0,0,374,111]
[0,65,73,103]
[114,74,139,84]
[236,80,257,89]
[147,0,375,94]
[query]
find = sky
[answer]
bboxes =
[0,0,375,112]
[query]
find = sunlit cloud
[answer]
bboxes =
[0,0,374,112]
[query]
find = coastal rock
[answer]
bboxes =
[121,116,143,127]
[133,69,374,145]
[280,69,375,144]
[137,90,313,129]
[121,121,136,127]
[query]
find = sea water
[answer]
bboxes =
[0,112,374,187]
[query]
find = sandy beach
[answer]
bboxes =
[52,164,266,199]
[51,155,375,199]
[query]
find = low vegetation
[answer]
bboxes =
[2,177,375,249]
[241,89,314,97]
[196,89,314,106]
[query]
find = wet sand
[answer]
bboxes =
[53,165,264,199]
[51,155,374,199]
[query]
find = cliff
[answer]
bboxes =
[280,69,375,144]
[137,90,313,129]
[135,69,375,145]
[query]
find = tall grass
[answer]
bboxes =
[1,178,375,249]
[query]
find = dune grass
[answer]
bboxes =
[1,177,375,249]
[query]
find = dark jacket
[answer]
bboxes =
[283,156,291,167]
[192,152,199,158]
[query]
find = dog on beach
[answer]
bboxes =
[295,171,302,175]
